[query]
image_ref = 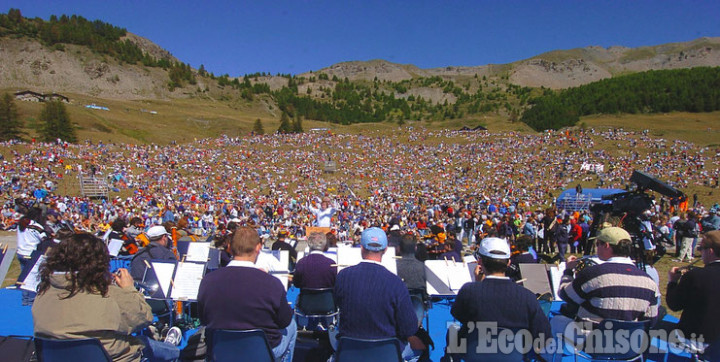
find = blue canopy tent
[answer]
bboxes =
[556,188,625,211]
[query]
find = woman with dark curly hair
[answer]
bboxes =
[32,232,180,362]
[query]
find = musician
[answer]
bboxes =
[449,237,550,359]
[552,227,660,340]
[271,230,297,270]
[105,218,138,255]
[130,226,177,281]
[440,234,462,262]
[396,233,426,292]
[198,226,296,362]
[667,230,720,349]
[293,232,336,289]
[425,225,447,259]
[507,235,538,281]
[33,233,180,361]
[332,227,419,360]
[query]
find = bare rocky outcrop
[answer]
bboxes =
[0,36,178,100]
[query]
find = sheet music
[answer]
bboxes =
[256,250,287,272]
[185,242,211,262]
[270,271,289,291]
[107,239,124,257]
[20,255,46,292]
[518,263,553,296]
[549,262,566,301]
[151,262,176,298]
[336,246,397,274]
[170,262,205,301]
[425,259,474,296]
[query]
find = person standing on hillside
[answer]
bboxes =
[676,211,699,263]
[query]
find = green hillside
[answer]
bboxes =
[521,67,720,130]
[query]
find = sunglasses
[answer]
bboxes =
[697,245,712,251]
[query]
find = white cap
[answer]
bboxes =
[390,224,400,231]
[147,225,171,238]
[477,237,511,259]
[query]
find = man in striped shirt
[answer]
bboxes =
[551,227,660,342]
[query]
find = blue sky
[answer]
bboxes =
[5,1,720,77]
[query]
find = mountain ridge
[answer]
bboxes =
[301,37,720,88]
[1,25,718,100]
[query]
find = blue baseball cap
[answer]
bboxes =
[361,227,388,251]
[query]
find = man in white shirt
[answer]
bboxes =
[308,197,337,228]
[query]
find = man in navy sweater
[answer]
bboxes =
[198,226,296,362]
[449,237,551,359]
[293,231,336,289]
[333,227,419,360]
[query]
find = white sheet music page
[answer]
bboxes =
[151,262,176,298]
[336,246,396,274]
[20,255,46,292]
[424,260,474,296]
[107,239,124,257]
[549,262,566,301]
[447,261,473,291]
[185,242,210,262]
[380,247,397,275]
[170,262,205,301]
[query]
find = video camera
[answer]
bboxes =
[589,171,684,268]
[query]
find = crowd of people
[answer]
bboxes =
[7,127,720,361]
[1,128,718,242]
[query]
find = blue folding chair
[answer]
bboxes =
[34,337,111,362]
[207,329,274,362]
[335,337,403,362]
[295,288,338,331]
[565,319,650,361]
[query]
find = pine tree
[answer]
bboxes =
[0,93,22,141]
[40,100,76,143]
[277,111,291,134]
[253,118,265,135]
[292,114,303,133]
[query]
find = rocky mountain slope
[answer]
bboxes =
[1,32,718,100]
[300,37,720,89]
